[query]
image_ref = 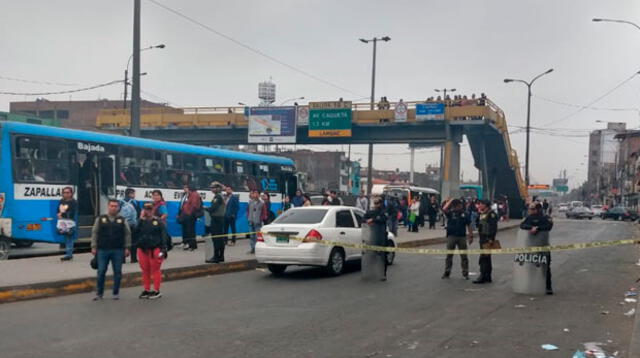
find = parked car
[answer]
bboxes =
[558,203,569,213]
[590,205,604,216]
[601,207,639,221]
[256,206,396,276]
[566,206,594,220]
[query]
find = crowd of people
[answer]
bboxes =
[55,181,554,300]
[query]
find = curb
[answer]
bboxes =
[0,224,519,304]
[0,259,257,304]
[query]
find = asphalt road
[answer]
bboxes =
[1,218,638,357]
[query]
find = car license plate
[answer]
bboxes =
[276,235,289,244]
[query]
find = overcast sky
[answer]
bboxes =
[2,0,640,188]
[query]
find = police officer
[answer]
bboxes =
[441,198,473,279]
[520,202,554,294]
[91,199,131,301]
[206,181,226,263]
[363,197,388,281]
[473,199,498,284]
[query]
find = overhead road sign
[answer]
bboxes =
[247,106,297,143]
[415,103,445,121]
[308,101,352,137]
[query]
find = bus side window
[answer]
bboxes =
[165,153,183,189]
[13,136,68,183]
[199,157,225,189]
[229,161,250,191]
[119,147,139,186]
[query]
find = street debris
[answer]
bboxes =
[582,342,608,358]
[541,344,558,351]
[624,308,635,316]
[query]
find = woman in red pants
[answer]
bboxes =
[136,203,169,299]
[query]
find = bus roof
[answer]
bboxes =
[383,184,439,195]
[1,122,295,166]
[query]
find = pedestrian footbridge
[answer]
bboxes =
[96,98,527,217]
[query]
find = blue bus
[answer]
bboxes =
[0,122,296,258]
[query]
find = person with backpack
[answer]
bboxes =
[179,184,202,251]
[136,202,169,300]
[120,188,141,263]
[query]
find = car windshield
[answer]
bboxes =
[273,208,328,224]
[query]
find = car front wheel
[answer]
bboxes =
[325,247,345,276]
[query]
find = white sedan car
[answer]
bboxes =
[256,206,396,276]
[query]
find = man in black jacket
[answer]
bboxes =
[473,199,498,284]
[91,199,131,301]
[442,198,473,279]
[363,197,389,281]
[206,182,226,263]
[520,202,554,294]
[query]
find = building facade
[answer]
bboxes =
[10,99,169,131]
[280,150,350,194]
[587,122,626,204]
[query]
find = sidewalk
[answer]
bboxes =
[0,220,520,303]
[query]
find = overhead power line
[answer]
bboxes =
[540,70,640,128]
[0,75,80,87]
[0,80,123,96]
[533,95,640,113]
[146,0,367,99]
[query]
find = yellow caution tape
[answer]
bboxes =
[309,238,640,255]
[201,231,640,255]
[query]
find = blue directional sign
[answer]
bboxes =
[415,103,445,121]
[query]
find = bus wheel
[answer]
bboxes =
[0,238,10,260]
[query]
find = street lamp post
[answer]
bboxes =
[123,44,165,109]
[360,36,391,195]
[504,68,554,187]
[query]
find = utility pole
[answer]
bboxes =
[123,69,128,109]
[360,36,390,196]
[409,147,415,183]
[131,0,141,137]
